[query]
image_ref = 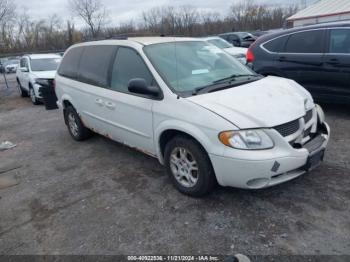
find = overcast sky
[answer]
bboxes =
[15,0,317,26]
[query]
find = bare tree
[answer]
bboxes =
[0,0,14,24]
[69,0,109,39]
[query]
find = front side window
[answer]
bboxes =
[20,58,27,68]
[285,30,324,53]
[144,41,255,95]
[78,45,117,87]
[329,29,350,53]
[110,47,153,93]
[30,58,61,71]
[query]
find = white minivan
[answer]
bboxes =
[55,37,330,197]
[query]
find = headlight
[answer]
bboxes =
[316,104,325,123]
[219,129,274,150]
[35,78,50,87]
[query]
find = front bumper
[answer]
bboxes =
[210,122,330,189]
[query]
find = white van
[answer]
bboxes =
[55,37,330,197]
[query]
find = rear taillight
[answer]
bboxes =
[246,48,255,63]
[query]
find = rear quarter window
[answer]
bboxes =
[78,45,117,87]
[58,47,84,79]
[263,35,288,53]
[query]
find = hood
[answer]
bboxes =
[224,47,247,56]
[186,76,314,129]
[32,71,56,79]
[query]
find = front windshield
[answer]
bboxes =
[207,38,233,49]
[30,58,61,71]
[144,41,255,94]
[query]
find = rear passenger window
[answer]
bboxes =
[110,47,153,94]
[58,47,84,79]
[263,36,288,52]
[329,29,350,53]
[78,45,117,87]
[285,30,324,53]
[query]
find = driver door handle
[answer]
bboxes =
[326,58,340,65]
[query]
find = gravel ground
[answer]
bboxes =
[0,74,349,258]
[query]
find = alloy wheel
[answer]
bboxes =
[68,113,79,137]
[169,147,199,188]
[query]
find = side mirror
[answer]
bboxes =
[128,78,160,97]
[20,67,29,72]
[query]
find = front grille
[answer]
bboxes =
[304,109,313,123]
[274,119,300,137]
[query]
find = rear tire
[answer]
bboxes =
[64,106,92,141]
[17,79,28,97]
[164,135,216,197]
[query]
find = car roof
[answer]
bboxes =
[201,36,224,41]
[25,54,62,59]
[71,37,204,48]
[257,21,350,43]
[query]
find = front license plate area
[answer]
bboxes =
[304,149,325,171]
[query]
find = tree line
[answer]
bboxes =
[0,0,299,56]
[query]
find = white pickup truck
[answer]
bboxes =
[16,54,61,105]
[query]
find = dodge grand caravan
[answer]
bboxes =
[55,37,330,197]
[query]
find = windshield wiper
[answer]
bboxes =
[192,74,261,96]
[213,74,258,84]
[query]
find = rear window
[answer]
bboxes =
[263,36,288,52]
[284,30,325,53]
[78,45,117,87]
[58,47,84,79]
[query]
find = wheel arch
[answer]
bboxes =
[155,121,214,165]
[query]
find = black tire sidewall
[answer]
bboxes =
[29,87,39,105]
[17,80,27,97]
[64,106,91,141]
[164,136,216,197]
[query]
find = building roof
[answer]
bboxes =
[287,0,350,21]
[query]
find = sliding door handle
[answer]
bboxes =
[95,98,104,106]
[105,101,116,110]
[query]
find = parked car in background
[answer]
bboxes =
[202,36,247,64]
[219,32,257,47]
[55,37,329,197]
[4,59,20,73]
[248,22,350,104]
[16,54,61,104]
[250,30,268,37]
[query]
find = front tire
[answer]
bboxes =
[29,87,40,105]
[64,106,92,141]
[164,135,216,197]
